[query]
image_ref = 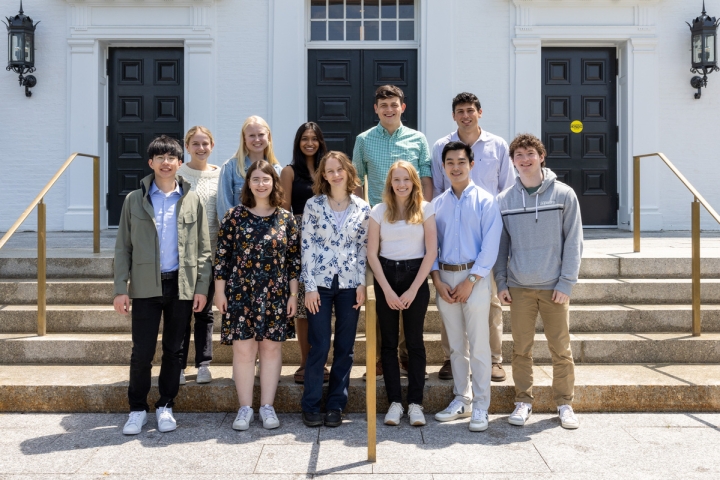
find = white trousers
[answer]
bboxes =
[436,270,492,409]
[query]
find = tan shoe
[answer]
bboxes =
[362,359,384,381]
[491,363,507,382]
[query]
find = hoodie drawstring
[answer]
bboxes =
[520,185,539,222]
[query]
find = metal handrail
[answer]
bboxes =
[0,153,101,336]
[633,152,720,336]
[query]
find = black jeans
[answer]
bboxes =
[375,257,429,405]
[181,281,214,369]
[128,276,193,411]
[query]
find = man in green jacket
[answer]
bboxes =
[114,135,212,435]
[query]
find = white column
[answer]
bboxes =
[629,37,661,231]
[65,39,101,231]
[185,40,216,161]
[512,38,542,137]
[269,0,306,165]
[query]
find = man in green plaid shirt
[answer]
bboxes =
[352,85,433,206]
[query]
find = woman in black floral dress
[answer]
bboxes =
[214,160,300,431]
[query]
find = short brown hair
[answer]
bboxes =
[375,85,404,104]
[313,151,361,197]
[241,160,284,208]
[509,133,547,168]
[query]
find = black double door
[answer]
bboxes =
[107,48,184,226]
[308,49,418,156]
[542,47,618,226]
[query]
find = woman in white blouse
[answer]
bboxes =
[367,160,437,427]
[300,151,370,428]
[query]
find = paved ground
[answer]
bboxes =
[1,412,719,478]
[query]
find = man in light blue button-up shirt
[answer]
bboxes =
[430,141,502,432]
[149,182,182,273]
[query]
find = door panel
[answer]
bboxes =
[107,48,184,226]
[542,47,617,226]
[308,49,417,157]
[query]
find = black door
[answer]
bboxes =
[107,48,184,226]
[542,47,617,226]
[308,49,418,156]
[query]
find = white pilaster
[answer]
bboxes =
[512,38,542,137]
[185,39,216,159]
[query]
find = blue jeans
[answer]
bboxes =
[301,275,359,413]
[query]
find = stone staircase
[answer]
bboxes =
[1,233,720,414]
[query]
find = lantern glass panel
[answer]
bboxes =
[24,35,33,63]
[704,32,716,63]
[10,33,24,63]
[693,34,703,64]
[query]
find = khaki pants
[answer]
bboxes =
[509,287,574,407]
[440,273,503,364]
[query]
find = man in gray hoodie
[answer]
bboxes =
[494,133,583,430]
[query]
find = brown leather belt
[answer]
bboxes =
[438,261,475,272]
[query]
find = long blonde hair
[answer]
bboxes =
[382,161,424,225]
[233,116,280,178]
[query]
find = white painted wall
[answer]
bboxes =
[1,0,719,232]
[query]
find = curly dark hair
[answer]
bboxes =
[451,92,481,112]
[375,85,405,104]
[509,133,547,168]
[241,160,284,208]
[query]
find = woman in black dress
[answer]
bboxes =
[279,122,328,384]
[214,160,300,431]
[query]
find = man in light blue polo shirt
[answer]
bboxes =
[431,92,515,383]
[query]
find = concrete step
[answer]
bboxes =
[2,332,720,365]
[3,304,720,334]
[0,257,113,279]
[1,364,717,413]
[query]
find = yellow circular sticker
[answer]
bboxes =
[570,120,583,133]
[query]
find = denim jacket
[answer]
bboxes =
[301,194,370,291]
[216,157,283,221]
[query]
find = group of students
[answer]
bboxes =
[113,85,583,436]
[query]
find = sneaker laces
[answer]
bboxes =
[445,399,466,414]
[512,402,530,417]
[260,404,277,421]
[388,402,404,416]
[472,408,487,421]
[128,411,144,425]
[558,405,575,421]
[236,406,252,422]
[157,406,173,423]
[408,404,423,416]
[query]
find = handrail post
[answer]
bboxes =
[692,199,701,336]
[93,155,100,254]
[633,155,641,252]
[365,269,377,462]
[37,199,47,337]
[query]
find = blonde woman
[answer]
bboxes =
[367,160,437,427]
[216,116,282,221]
[178,126,220,385]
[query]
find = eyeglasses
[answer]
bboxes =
[250,177,273,186]
[152,155,179,164]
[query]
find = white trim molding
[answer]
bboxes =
[63,0,217,230]
[512,0,660,230]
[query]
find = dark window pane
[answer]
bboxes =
[364,0,379,19]
[398,0,414,18]
[329,0,343,19]
[311,0,326,19]
[381,21,396,40]
[398,20,414,40]
[381,0,397,18]
[364,20,379,40]
[328,21,344,40]
[347,0,362,18]
[311,21,326,41]
[347,21,361,40]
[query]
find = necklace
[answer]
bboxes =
[329,195,349,210]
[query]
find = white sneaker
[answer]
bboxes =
[179,369,186,386]
[233,406,254,431]
[384,402,404,426]
[259,404,280,429]
[196,365,212,384]
[434,399,472,422]
[156,406,177,433]
[407,403,426,426]
[469,406,489,432]
[508,402,532,426]
[122,410,147,435]
[558,405,579,429]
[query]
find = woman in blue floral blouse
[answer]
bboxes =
[300,151,370,428]
[214,160,300,431]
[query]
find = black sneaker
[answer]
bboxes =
[302,411,324,427]
[324,409,343,427]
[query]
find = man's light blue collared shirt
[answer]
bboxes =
[149,181,182,273]
[431,180,503,278]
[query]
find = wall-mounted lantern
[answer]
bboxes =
[3,1,39,97]
[687,1,720,99]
